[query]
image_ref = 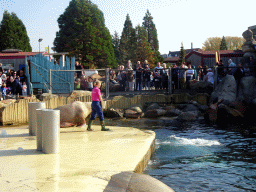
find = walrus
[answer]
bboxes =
[54,101,92,128]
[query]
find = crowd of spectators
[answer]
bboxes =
[73,57,256,93]
[0,63,27,100]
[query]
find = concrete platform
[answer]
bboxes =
[0,125,156,191]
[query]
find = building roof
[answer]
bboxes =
[186,49,244,59]
[0,51,46,57]
[164,56,179,62]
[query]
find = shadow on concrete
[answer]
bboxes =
[0,133,30,138]
[0,149,43,157]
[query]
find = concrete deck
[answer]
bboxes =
[0,125,155,192]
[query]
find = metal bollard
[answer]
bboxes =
[42,109,60,154]
[28,102,46,136]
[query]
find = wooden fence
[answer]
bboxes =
[0,93,209,125]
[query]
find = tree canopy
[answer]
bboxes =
[202,36,245,51]
[220,36,228,50]
[54,0,117,69]
[178,42,186,65]
[0,10,32,52]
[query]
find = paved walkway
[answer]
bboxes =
[0,125,155,192]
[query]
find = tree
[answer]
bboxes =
[135,25,153,68]
[202,37,222,51]
[203,36,245,51]
[178,42,186,65]
[220,36,227,50]
[225,36,245,50]
[119,14,136,65]
[54,0,117,69]
[0,10,32,52]
[142,10,159,53]
[112,31,120,65]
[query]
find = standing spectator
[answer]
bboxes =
[10,76,18,95]
[143,64,151,90]
[234,63,245,86]
[75,61,83,78]
[186,64,194,89]
[244,64,251,77]
[126,61,134,91]
[88,77,94,91]
[1,83,6,100]
[205,68,214,85]
[0,63,3,73]
[143,60,149,69]
[179,63,187,89]
[154,69,161,89]
[81,76,88,90]
[216,60,225,83]
[171,64,179,89]
[19,69,27,85]
[198,65,203,81]
[22,82,27,96]
[227,59,236,75]
[161,63,168,89]
[135,61,143,91]
[75,78,81,90]
[192,65,197,80]
[1,74,7,85]
[119,65,126,91]
[109,70,118,84]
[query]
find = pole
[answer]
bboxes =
[49,69,52,94]
[106,68,110,99]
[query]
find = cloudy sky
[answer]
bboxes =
[0,0,255,54]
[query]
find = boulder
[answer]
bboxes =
[39,93,58,101]
[69,90,91,100]
[197,105,208,114]
[105,108,124,118]
[104,171,174,192]
[145,109,166,118]
[190,80,213,89]
[145,103,160,111]
[210,75,237,105]
[165,108,182,117]
[124,109,143,119]
[130,105,143,113]
[182,104,198,112]
[109,83,120,92]
[237,76,256,103]
[163,105,175,111]
[178,111,199,121]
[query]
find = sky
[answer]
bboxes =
[0,0,256,54]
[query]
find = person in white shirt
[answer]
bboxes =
[205,68,214,84]
[186,64,194,88]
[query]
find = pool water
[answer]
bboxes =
[143,120,256,192]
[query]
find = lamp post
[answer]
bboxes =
[38,38,43,57]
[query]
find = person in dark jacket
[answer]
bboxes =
[234,63,245,86]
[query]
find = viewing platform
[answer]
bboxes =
[0,125,156,191]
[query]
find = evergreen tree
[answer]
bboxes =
[220,36,228,50]
[142,10,159,53]
[119,14,136,66]
[135,25,153,67]
[54,0,117,69]
[112,31,120,65]
[178,42,186,65]
[0,10,32,52]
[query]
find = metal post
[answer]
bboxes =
[168,68,172,94]
[49,69,52,94]
[105,68,110,99]
[214,66,218,90]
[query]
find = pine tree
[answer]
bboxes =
[178,42,186,65]
[220,36,228,50]
[54,0,117,69]
[135,25,153,67]
[119,14,136,66]
[112,31,120,65]
[0,10,32,52]
[142,10,159,53]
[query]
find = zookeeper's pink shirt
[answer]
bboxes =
[91,87,101,101]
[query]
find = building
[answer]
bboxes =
[0,49,47,71]
[186,50,244,68]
